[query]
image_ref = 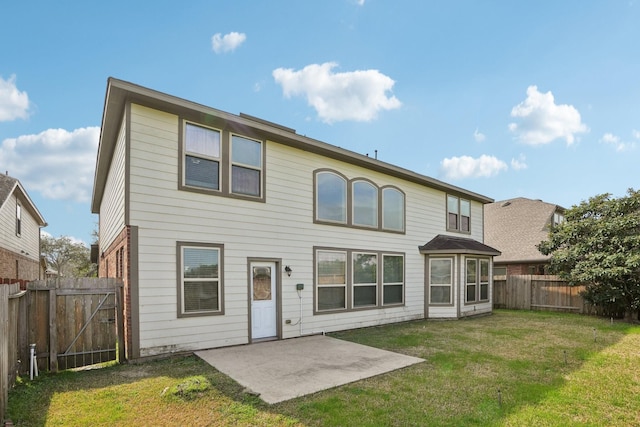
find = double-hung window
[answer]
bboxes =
[178,242,223,317]
[353,252,378,307]
[465,257,490,303]
[316,250,347,311]
[429,258,453,304]
[447,195,471,233]
[184,123,221,191]
[382,254,404,305]
[231,134,262,197]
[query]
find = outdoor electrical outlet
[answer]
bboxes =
[296,283,304,291]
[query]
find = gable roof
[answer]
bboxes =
[92,77,494,213]
[0,174,47,227]
[483,197,563,263]
[419,234,501,256]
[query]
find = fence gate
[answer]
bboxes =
[29,278,125,371]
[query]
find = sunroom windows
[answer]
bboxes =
[429,258,453,304]
[466,258,490,303]
[315,248,404,313]
[181,121,264,200]
[314,170,405,233]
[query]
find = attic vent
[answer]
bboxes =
[501,201,511,207]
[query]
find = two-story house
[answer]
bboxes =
[0,173,47,286]
[91,78,500,360]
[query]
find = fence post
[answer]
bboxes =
[115,281,125,363]
[1,285,9,422]
[49,285,58,373]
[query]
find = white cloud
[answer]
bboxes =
[510,154,528,170]
[356,0,366,5]
[473,128,486,142]
[0,127,99,202]
[508,85,588,145]
[632,129,640,139]
[272,62,401,123]
[211,32,246,53]
[600,132,637,152]
[0,74,30,122]
[440,155,508,180]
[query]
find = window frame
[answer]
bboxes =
[179,119,266,202]
[447,195,471,233]
[230,133,263,198]
[429,257,454,305]
[177,242,225,318]
[315,170,348,224]
[352,252,378,308]
[315,249,348,312]
[314,169,405,234]
[314,247,405,313]
[15,202,21,237]
[465,257,491,304]
[182,122,222,192]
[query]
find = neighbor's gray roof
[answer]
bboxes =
[0,174,47,227]
[419,234,501,256]
[92,77,495,213]
[483,197,563,264]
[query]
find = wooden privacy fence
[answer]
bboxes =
[28,278,125,372]
[493,275,590,313]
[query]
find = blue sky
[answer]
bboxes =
[1,0,639,246]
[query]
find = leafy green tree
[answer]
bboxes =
[538,189,640,321]
[41,235,97,278]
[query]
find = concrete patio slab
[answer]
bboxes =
[195,334,424,404]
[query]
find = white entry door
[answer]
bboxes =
[251,262,277,340]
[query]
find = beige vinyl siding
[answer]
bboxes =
[100,115,127,250]
[0,193,40,262]
[127,104,486,356]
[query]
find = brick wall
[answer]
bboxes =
[98,227,132,360]
[0,246,39,288]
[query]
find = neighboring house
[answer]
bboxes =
[0,173,47,285]
[484,197,565,277]
[91,78,500,360]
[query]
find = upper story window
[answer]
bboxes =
[15,203,22,237]
[231,134,262,197]
[314,169,405,233]
[181,120,265,201]
[316,171,347,223]
[184,123,221,191]
[553,211,565,226]
[353,180,378,228]
[382,187,404,232]
[447,195,470,233]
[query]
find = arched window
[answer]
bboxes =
[352,180,378,227]
[316,171,347,223]
[382,187,404,231]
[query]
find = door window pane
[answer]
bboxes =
[253,266,272,301]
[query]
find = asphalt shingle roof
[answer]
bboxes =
[419,234,501,256]
[483,197,563,263]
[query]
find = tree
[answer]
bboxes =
[41,235,97,278]
[538,189,640,321]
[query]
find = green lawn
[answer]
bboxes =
[7,310,640,426]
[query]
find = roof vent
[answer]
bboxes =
[501,201,511,207]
